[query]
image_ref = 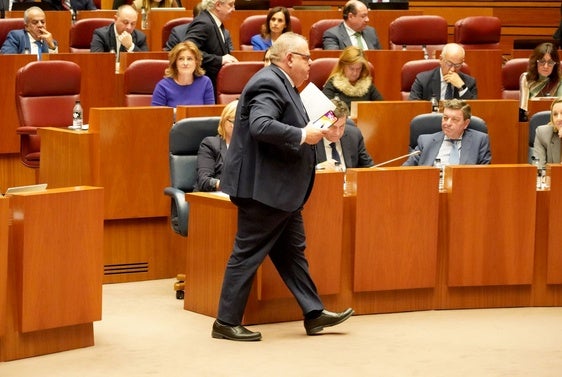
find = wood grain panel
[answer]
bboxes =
[0,198,8,338]
[547,165,562,284]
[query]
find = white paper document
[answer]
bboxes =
[299,83,337,128]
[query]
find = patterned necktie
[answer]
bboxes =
[448,139,460,165]
[353,32,364,50]
[445,83,453,99]
[35,40,42,60]
[329,142,341,164]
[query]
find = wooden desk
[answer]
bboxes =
[184,171,344,324]
[0,198,8,340]
[176,104,226,120]
[0,187,103,361]
[546,165,562,284]
[38,107,183,283]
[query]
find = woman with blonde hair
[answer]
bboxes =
[533,96,562,169]
[322,46,383,109]
[195,100,238,191]
[152,40,215,107]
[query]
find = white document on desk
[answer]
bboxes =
[299,83,336,128]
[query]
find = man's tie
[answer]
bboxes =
[35,40,43,60]
[353,32,365,50]
[329,142,341,164]
[445,83,453,99]
[448,139,460,165]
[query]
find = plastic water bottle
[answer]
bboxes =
[531,156,542,189]
[72,100,83,129]
[431,96,439,112]
[435,158,444,190]
[141,7,148,30]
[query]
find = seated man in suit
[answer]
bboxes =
[403,99,491,166]
[164,0,237,90]
[315,98,374,171]
[1,6,58,55]
[408,43,477,101]
[323,0,381,50]
[90,4,149,53]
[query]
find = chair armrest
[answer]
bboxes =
[164,186,189,237]
[16,126,38,135]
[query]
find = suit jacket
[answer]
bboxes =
[315,121,374,168]
[323,22,381,50]
[90,23,149,52]
[0,29,54,54]
[70,0,97,9]
[409,67,477,101]
[221,64,314,212]
[533,125,561,168]
[403,128,491,166]
[164,10,233,88]
[195,135,227,192]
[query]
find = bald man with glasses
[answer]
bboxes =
[408,43,478,101]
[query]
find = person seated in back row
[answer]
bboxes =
[323,0,381,50]
[90,5,149,53]
[322,46,383,109]
[315,98,374,171]
[403,99,491,166]
[1,7,58,55]
[408,43,477,101]
[251,6,292,51]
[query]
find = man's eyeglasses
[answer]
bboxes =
[290,51,311,60]
[443,60,463,70]
[537,59,556,67]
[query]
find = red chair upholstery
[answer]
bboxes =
[502,58,528,100]
[400,59,471,100]
[123,59,168,107]
[454,16,501,50]
[389,15,448,57]
[239,15,302,51]
[161,17,193,50]
[306,57,375,90]
[215,61,264,104]
[0,18,25,48]
[15,61,81,168]
[308,19,341,50]
[69,18,113,53]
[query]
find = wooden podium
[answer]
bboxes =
[184,171,344,325]
[0,187,103,361]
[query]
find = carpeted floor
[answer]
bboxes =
[2,278,562,377]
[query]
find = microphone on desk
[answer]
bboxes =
[371,150,421,168]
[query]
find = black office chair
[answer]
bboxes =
[409,112,488,151]
[163,116,220,237]
[528,111,551,163]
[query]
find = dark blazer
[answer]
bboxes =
[323,22,381,50]
[408,67,477,101]
[195,135,227,192]
[221,64,314,212]
[165,10,232,88]
[403,128,491,166]
[0,29,54,54]
[90,23,149,52]
[70,0,97,9]
[315,122,374,168]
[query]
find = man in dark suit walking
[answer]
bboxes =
[164,0,237,89]
[212,33,354,342]
[315,98,374,171]
[323,0,381,50]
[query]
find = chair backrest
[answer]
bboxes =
[501,58,528,100]
[69,18,113,53]
[161,17,193,50]
[389,15,448,57]
[306,57,376,90]
[308,19,341,50]
[169,116,220,193]
[15,60,81,168]
[454,16,501,50]
[0,18,24,48]
[409,112,488,151]
[401,59,471,100]
[529,110,551,162]
[123,59,168,107]
[239,14,302,50]
[215,61,264,104]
